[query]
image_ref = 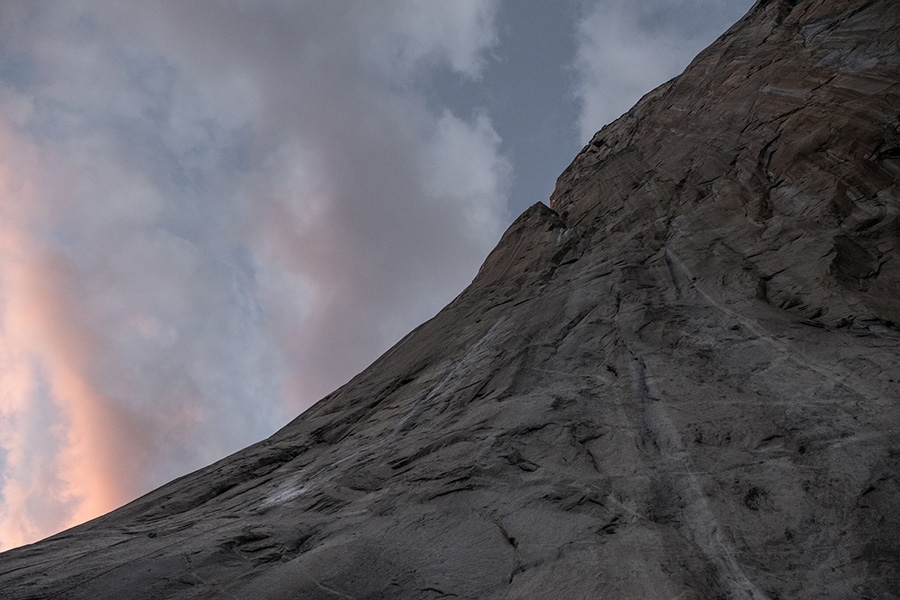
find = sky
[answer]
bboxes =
[0,0,751,551]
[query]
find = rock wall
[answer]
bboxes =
[1,0,898,598]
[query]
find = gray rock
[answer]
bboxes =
[2,0,898,598]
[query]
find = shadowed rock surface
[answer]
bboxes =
[2,0,899,597]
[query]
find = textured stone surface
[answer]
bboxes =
[2,0,899,598]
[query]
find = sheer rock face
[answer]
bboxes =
[553,0,900,327]
[2,0,899,598]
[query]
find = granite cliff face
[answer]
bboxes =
[2,0,899,598]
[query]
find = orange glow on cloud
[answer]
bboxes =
[0,127,146,550]
[0,0,513,555]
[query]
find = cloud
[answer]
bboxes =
[358,0,500,79]
[0,0,507,550]
[572,0,752,141]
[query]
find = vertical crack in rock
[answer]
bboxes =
[629,356,770,600]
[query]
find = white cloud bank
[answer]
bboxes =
[0,0,507,550]
[573,0,751,140]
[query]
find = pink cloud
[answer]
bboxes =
[0,134,152,548]
[0,1,509,551]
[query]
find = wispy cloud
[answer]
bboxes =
[0,0,506,550]
[572,0,751,140]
